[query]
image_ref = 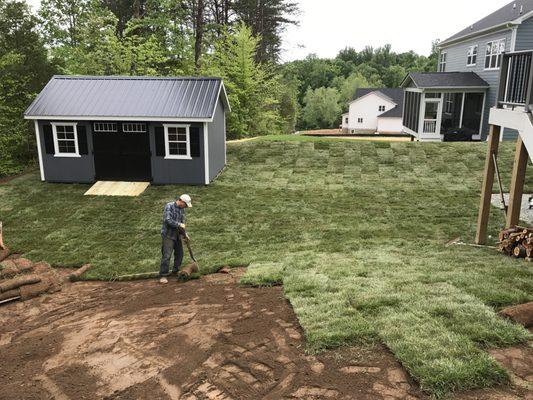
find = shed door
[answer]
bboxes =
[93,122,152,181]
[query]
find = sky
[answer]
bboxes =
[25,0,512,61]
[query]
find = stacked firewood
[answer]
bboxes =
[498,226,533,260]
[0,221,92,305]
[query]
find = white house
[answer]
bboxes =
[342,88,404,134]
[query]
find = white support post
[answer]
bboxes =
[203,122,210,185]
[34,121,45,181]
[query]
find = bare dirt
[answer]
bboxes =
[0,269,531,400]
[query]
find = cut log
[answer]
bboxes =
[13,258,34,272]
[0,260,18,279]
[113,271,159,281]
[178,262,199,278]
[499,302,533,328]
[0,275,41,293]
[0,288,21,302]
[0,248,10,263]
[19,278,54,300]
[68,264,92,281]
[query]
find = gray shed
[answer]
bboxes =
[24,75,230,185]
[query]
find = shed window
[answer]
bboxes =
[93,123,117,132]
[164,124,191,159]
[467,45,478,66]
[379,105,386,112]
[52,123,79,157]
[485,39,505,70]
[123,123,146,133]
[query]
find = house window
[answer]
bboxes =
[344,117,349,124]
[485,39,505,70]
[357,118,363,123]
[52,123,79,157]
[439,52,447,72]
[467,45,478,66]
[164,124,191,159]
[379,105,386,112]
[93,122,117,132]
[123,123,146,133]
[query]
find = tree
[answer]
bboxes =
[232,0,298,63]
[206,23,285,138]
[301,87,341,130]
[0,0,56,176]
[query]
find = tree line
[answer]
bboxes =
[0,0,437,177]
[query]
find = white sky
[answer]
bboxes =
[280,0,512,61]
[25,0,511,61]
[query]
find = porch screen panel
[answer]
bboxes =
[441,93,463,134]
[403,91,421,133]
[462,93,484,135]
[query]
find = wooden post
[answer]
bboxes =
[506,136,529,228]
[476,125,502,245]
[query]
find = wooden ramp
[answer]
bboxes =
[84,181,150,197]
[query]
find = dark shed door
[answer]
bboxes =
[93,122,152,181]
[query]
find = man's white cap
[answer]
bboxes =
[180,194,192,208]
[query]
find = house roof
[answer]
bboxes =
[353,88,404,118]
[401,72,490,89]
[440,0,533,46]
[24,76,230,121]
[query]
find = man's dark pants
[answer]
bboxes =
[159,235,183,277]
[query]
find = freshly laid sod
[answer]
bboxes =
[1,138,532,396]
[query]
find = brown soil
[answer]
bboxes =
[0,269,531,400]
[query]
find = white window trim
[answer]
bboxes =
[51,122,80,158]
[439,52,447,72]
[164,124,192,160]
[122,123,146,133]
[466,45,478,67]
[93,122,117,132]
[484,39,505,71]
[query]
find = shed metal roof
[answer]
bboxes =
[401,72,490,89]
[24,76,230,121]
[441,0,533,46]
[352,88,404,118]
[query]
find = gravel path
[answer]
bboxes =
[491,194,533,225]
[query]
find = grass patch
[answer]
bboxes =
[239,262,283,286]
[1,137,532,396]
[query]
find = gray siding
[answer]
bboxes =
[208,99,226,181]
[515,16,533,51]
[441,29,513,140]
[149,122,206,185]
[38,120,95,183]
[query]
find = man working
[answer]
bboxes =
[159,194,192,284]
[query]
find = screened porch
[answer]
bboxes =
[400,72,490,141]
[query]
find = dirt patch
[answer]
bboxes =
[0,269,531,399]
[499,302,533,328]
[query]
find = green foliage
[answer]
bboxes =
[0,0,56,177]
[302,87,341,129]
[2,138,532,396]
[206,23,286,138]
[284,43,439,130]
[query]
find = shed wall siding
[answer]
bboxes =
[38,120,95,183]
[149,122,206,185]
[441,29,513,139]
[208,99,226,181]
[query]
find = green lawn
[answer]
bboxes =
[1,137,532,397]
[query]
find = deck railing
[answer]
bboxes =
[423,120,437,134]
[497,50,533,111]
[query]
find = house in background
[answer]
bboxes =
[403,0,533,141]
[24,76,230,185]
[342,88,404,134]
